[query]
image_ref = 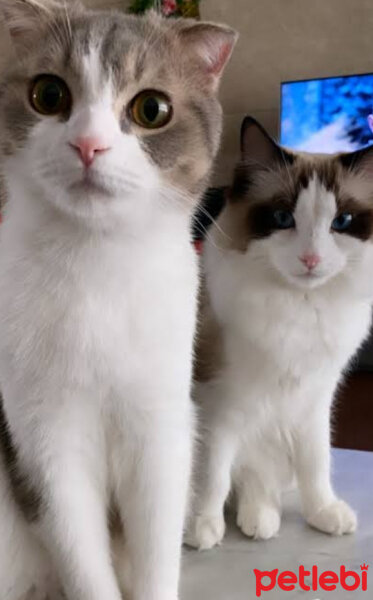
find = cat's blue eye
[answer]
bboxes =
[331,213,353,232]
[272,209,295,230]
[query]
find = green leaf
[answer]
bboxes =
[128,0,155,14]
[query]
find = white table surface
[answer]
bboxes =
[181,449,373,599]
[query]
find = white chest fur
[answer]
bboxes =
[205,245,372,398]
[0,203,198,399]
[0,193,198,600]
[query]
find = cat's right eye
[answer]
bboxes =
[331,212,353,232]
[129,90,173,129]
[272,209,295,230]
[29,75,72,116]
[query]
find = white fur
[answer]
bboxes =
[188,180,373,549]
[0,48,196,600]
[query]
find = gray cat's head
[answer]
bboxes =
[0,0,236,224]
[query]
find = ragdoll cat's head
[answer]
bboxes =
[0,0,236,224]
[219,117,373,290]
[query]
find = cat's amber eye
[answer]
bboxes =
[29,75,72,116]
[129,90,173,129]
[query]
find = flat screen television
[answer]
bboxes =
[280,73,373,153]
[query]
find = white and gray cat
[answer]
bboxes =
[188,117,373,550]
[0,1,236,598]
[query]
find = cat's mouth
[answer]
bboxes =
[69,170,114,198]
[292,269,330,288]
[298,270,321,279]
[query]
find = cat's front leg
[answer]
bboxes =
[3,385,122,600]
[294,405,357,535]
[115,404,193,600]
[185,422,237,551]
[235,465,282,541]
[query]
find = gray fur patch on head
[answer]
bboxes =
[0,4,235,197]
[2,93,38,145]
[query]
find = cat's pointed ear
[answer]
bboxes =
[179,22,238,89]
[0,0,82,49]
[339,144,373,175]
[240,116,295,167]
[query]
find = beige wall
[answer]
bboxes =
[2,0,373,184]
[201,0,373,183]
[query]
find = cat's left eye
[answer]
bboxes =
[29,75,72,116]
[331,213,353,232]
[272,209,295,230]
[129,90,173,129]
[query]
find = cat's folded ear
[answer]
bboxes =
[178,22,238,89]
[240,116,294,167]
[0,0,83,49]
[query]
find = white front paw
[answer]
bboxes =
[237,503,281,540]
[307,499,357,535]
[185,514,225,550]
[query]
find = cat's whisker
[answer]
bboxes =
[195,205,232,243]
[61,1,73,45]
[279,148,294,188]
[192,219,229,252]
[157,191,189,218]
[161,182,233,245]
[44,12,66,50]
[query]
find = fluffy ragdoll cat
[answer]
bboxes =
[0,1,236,598]
[187,117,373,550]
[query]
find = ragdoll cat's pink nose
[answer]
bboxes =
[70,137,110,168]
[300,253,321,270]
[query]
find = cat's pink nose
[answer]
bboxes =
[70,137,110,168]
[300,253,321,270]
